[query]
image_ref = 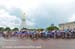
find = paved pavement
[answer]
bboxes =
[0,37,75,49]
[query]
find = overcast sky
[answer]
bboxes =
[0,0,74,29]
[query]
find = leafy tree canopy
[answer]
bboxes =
[12,28,19,31]
[46,26,59,31]
[4,27,11,31]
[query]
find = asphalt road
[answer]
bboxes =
[0,37,75,49]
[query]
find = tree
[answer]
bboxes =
[0,27,4,32]
[12,28,19,31]
[4,27,11,31]
[21,28,27,30]
[37,28,44,31]
[46,26,59,31]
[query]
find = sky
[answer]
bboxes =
[0,0,74,29]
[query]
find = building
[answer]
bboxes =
[59,21,75,30]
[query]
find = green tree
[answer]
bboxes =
[0,27,4,32]
[21,28,27,30]
[46,26,59,31]
[37,28,44,31]
[4,27,11,31]
[12,28,19,31]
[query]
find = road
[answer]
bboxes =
[0,37,75,49]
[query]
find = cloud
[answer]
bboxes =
[0,9,21,29]
[0,0,40,28]
[68,14,75,22]
[0,0,41,13]
[0,0,74,28]
[26,0,73,28]
[0,8,36,29]
[26,20,35,29]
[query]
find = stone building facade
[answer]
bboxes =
[59,21,75,30]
